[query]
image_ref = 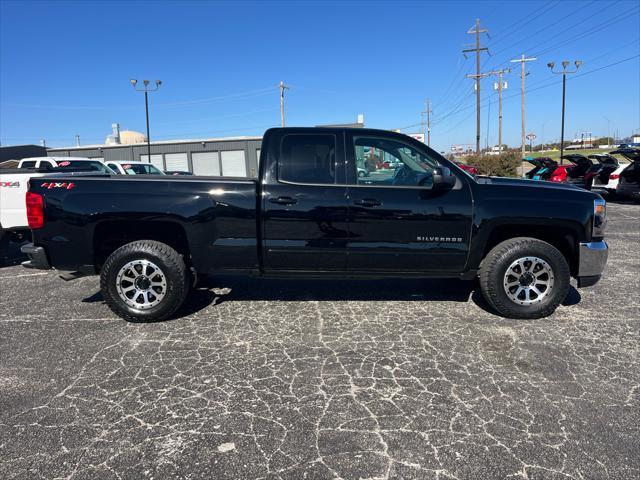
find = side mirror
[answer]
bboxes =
[432,167,456,190]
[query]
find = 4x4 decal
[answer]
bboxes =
[0,181,20,188]
[41,182,76,190]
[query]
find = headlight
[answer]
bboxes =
[592,198,606,238]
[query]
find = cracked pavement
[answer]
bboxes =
[0,201,638,479]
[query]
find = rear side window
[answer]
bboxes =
[279,134,336,184]
[20,161,36,168]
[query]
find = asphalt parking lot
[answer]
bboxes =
[1,201,638,480]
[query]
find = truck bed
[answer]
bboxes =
[28,175,259,273]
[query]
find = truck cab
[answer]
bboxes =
[259,128,469,273]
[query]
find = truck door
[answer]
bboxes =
[345,132,473,273]
[261,130,349,271]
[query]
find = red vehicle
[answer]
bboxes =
[454,161,479,175]
[549,165,570,183]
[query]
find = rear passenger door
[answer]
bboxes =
[261,131,349,271]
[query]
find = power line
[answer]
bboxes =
[487,1,635,72]
[152,107,280,128]
[428,53,639,135]
[486,1,562,50]
[436,1,627,125]
[431,57,468,110]
[485,0,599,64]
[0,86,276,110]
[531,5,639,57]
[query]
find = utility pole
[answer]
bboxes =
[548,60,582,164]
[421,99,432,145]
[490,68,510,152]
[426,99,432,146]
[463,19,489,155]
[75,134,81,147]
[510,55,536,164]
[279,81,289,127]
[130,79,162,162]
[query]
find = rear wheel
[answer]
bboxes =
[479,237,570,319]
[0,229,9,258]
[100,240,189,322]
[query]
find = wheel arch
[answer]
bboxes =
[473,223,581,277]
[93,220,190,272]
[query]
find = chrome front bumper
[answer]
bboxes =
[577,241,608,287]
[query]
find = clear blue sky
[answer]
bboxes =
[1,0,638,152]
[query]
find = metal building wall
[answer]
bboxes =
[47,138,263,177]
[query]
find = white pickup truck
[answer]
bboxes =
[0,160,115,253]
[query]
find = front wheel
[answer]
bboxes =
[100,240,189,322]
[479,237,570,319]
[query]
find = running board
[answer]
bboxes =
[59,271,89,281]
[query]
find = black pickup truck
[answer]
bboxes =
[22,127,608,321]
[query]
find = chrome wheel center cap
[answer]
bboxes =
[519,272,535,287]
[135,275,151,291]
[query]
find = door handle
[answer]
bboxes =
[354,198,382,207]
[269,196,297,205]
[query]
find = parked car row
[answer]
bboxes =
[524,147,640,201]
[17,157,183,176]
[1,160,114,253]
[2,157,177,254]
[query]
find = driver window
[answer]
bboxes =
[353,137,438,187]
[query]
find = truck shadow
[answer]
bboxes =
[197,275,582,318]
[0,241,28,268]
[200,275,475,303]
[83,276,582,321]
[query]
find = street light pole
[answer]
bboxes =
[144,90,151,159]
[548,61,581,164]
[130,79,162,162]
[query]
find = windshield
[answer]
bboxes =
[121,164,164,175]
[54,160,114,174]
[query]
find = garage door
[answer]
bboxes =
[220,150,247,177]
[141,154,164,170]
[165,153,189,172]
[192,152,220,176]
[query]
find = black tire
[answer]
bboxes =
[479,237,570,319]
[0,229,9,258]
[100,240,189,322]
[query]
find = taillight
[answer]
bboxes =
[609,174,619,180]
[26,191,44,229]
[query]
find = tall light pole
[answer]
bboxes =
[130,79,162,162]
[547,61,581,164]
